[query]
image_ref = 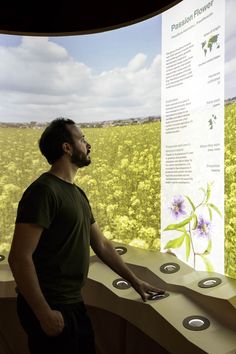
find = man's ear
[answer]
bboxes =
[62,142,72,155]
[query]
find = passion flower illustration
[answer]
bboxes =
[169,195,187,219]
[163,183,222,270]
[195,215,211,239]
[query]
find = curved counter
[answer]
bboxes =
[1,243,236,354]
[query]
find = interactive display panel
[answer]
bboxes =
[161,0,225,273]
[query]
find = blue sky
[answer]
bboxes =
[51,16,161,73]
[0,0,235,123]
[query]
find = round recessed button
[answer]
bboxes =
[147,292,170,300]
[112,278,131,290]
[0,255,5,262]
[183,316,210,331]
[160,262,180,274]
[198,277,222,288]
[189,319,204,327]
[115,246,127,255]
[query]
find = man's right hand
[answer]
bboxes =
[38,309,65,336]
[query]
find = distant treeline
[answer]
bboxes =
[0,116,161,129]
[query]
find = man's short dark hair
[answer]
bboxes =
[39,118,75,164]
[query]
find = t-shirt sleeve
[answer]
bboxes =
[85,197,95,225]
[90,210,95,225]
[77,187,95,225]
[16,183,57,229]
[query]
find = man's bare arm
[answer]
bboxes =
[90,222,165,301]
[8,223,64,336]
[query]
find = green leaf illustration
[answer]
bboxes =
[200,254,214,272]
[185,195,196,211]
[185,232,191,261]
[207,206,213,220]
[204,239,212,255]
[208,203,222,217]
[192,214,198,230]
[205,183,212,203]
[164,233,186,249]
[164,215,193,231]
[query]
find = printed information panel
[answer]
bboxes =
[161,0,225,273]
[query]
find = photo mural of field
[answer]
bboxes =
[0,103,235,279]
[0,120,161,256]
[224,102,236,279]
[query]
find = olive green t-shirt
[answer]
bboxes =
[16,172,95,304]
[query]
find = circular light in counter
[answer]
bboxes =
[0,255,5,262]
[160,262,180,274]
[112,278,131,290]
[198,277,222,288]
[183,315,210,331]
[115,246,127,255]
[147,292,170,301]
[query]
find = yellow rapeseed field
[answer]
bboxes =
[0,104,235,278]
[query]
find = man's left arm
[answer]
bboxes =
[90,222,165,302]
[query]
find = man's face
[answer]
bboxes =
[67,124,91,168]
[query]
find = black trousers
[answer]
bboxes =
[17,294,97,354]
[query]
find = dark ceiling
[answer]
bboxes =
[0,0,182,36]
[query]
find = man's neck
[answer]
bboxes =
[48,160,77,184]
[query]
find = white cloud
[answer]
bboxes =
[0,1,235,122]
[127,53,147,72]
[0,37,92,96]
[225,0,236,45]
[20,37,68,62]
[0,37,161,123]
[225,57,236,99]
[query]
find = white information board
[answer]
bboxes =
[161,0,225,273]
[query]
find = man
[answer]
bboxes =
[8,118,164,354]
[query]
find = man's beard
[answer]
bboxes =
[71,149,91,168]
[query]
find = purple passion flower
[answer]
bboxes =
[195,216,211,238]
[169,195,187,219]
